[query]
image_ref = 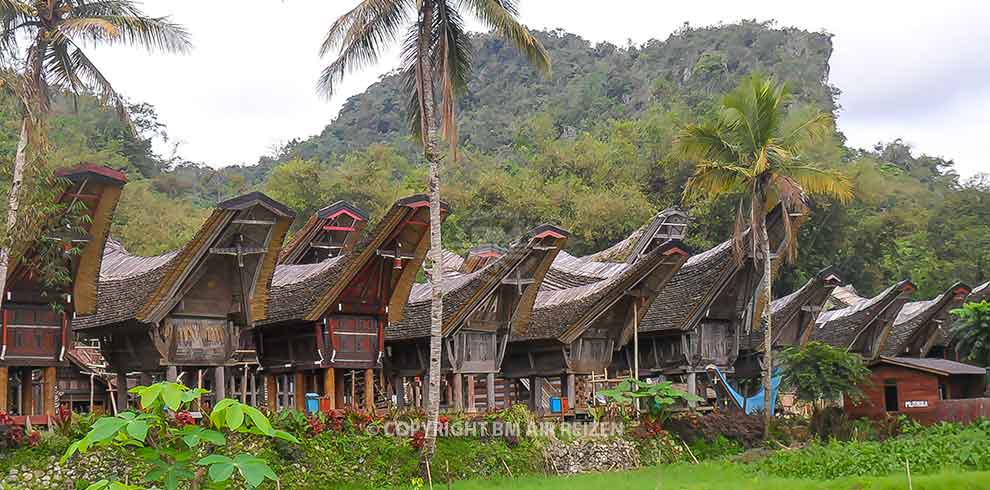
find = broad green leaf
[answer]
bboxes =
[87,417,129,443]
[243,405,273,435]
[272,429,300,443]
[225,403,245,430]
[126,420,150,442]
[197,455,234,466]
[161,384,183,411]
[61,440,81,464]
[207,462,236,482]
[138,384,163,409]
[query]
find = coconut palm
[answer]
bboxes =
[676,73,853,434]
[0,0,190,307]
[319,0,550,462]
[949,300,990,366]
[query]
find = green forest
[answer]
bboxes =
[2,20,986,299]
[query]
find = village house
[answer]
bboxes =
[386,225,568,413]
[1,164,126,424]
[254,196,443,412]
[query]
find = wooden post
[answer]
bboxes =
[214,367,226,402]
[0,366,8,411]
[466,375,476,413]
[323,368,336,410]
[687,372,698,409]
[294,371,306,412]
[166,366,178,382]
[116,372,128,412]
[422,375,429,408]
[265,375,277,412]
[334,369,345,408]
[43,367,56,417]
[566,374,576,414]
[486,373,496,410]
[88,373,95,413]
[349,370,356,408]
[22,368,34,415]
[249,370,257,407]
[395,376,406,409]
[364,369,374,413]
[452,373,463,412]
[528,376,543,413]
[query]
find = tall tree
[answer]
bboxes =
[0,0,190,308]
[949,301,990,367]
[318,0,549,465]
[676,74,853,434]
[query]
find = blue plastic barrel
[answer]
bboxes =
[549,396,562,413]
[305,393,320,414]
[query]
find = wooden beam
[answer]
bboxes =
[116,371,128,413]
[22,368,34,416]
[335,369,345,408]
[364,369,375,414]
[486,373,496,410]
[43,367,56,417]
[452,373,463,412]
[265,375,277,412]
[0,367,7,411]
[466,375,476,413]
[323,368,336,410]
[214,367,227,402]
[294,372,306,412]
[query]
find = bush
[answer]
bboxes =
[667,411,764,448]
[688,435,744,460]
[756,419,990,479]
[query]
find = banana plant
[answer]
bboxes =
[599,379,702,422]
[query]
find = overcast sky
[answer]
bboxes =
[87,1,988,177]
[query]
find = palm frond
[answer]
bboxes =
[682,161,749,203]
[458,0,550,76]
[723,73,787,159]
[318,0,412,97]
[781,105,834,150]
[66,0,191,54]
[675,119,738,164]
[0,0,35,57]
[782,164,854,204]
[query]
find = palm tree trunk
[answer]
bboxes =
[0,119,30,323]
[416,0,443,471]
[761,211,773,435]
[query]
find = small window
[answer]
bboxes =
[939,383,947,400]
[883,379,898,412]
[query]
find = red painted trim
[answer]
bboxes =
[325,209,364,221]
[378,322,384,353]
[404,200,430,209]
[900,282,917,293]
[322,225,357,232]
[662,247,689,257]
[952,287,972,299]
[534,230,566,239]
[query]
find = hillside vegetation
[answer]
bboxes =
[0,20,985,298]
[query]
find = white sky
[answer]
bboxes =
[88,1,989,177]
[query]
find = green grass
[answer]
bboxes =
[450,463,990,490]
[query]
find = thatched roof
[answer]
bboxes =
[518,239,689,342]
[387,224,568,341]
[881,282,971,357]
[810,280,915,356]
[740,267,843,351]
[260,195,448,325]
[73,192,294,330]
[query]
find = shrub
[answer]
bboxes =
[688,435,744,460]
[667,411,764,448]
[756,419,990,479]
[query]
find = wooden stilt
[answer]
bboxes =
[566,373,576,413]
[466,375,476,413]
[349,370,356,408]
[334,369,345,408]
[294,371,306,412]
[0,366,8,411]
[249,370,257,407]
[166,366,178,382]
[364,369,374,413]
[116,372,128,412]
[22,368,34,415]
[43,367,56,417]
[528,376,543,413]
[687,372,698,409]
[396,376,406,409]
[452,374,463,412]
[486,373,496,410]
[445,375,453,409]
[214,367,226,401]
[323,368,336,410]
[265,375,277,412]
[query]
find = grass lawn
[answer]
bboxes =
[450,463,990,490]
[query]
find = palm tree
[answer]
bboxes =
[949,301,990,366]
[0,0,190,307]
[319,0,549,463]
[676,73,853,434]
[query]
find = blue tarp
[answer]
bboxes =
[709,366,782,415]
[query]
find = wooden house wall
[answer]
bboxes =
[845,365,940,420]
[1,306,67,367]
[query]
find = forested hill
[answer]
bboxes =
[279,21,836,163]
[1,21,986,302]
